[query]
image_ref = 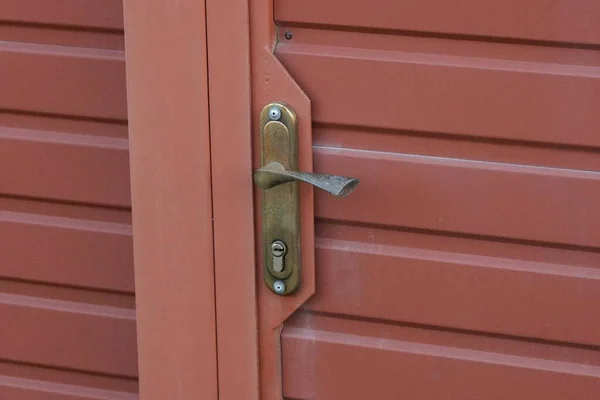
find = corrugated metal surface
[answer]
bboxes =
[275,2,600,398]
[0,2,136,398]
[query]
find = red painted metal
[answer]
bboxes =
[283,314,600,399]
[0,1,136,398]
[2,0,123,30]
[1,42,127,120]
[275,0,600,45]
[205,0,259,398]
[248,1,317,399]
[276,42,600,147]
[6,0,598,398]
[271,2,600,399]
[123,0,217,399]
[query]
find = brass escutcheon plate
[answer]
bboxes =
[259,102,300,295]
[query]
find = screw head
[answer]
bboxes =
[284,31,293,40]
[268,106,281,121]
[273,280,286,294]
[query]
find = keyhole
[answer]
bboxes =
[271,240,287,273]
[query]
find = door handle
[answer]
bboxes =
[254,102,359,295]
[254,161,358,197]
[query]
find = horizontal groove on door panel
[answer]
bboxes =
[0,375,137,400]
[0,210,133,293]
[0,111,128,139]
[313,146,600,248]
[0,127,131,207]
[0,361,137,397]
[276,44,600,148]
[315,222,600,276]
[1,42,126,120]
[0,293,137,377]
[277,27,600,68]
[0,24,125,50]
[1,0,134,395]
[0,279,136,310]
[307,231,600,346]
[0,196,132,224]
[274,0,600,46]
[1,0,124,31]
[282,313,600,399]
[287,313,600,369]
[0,293,134,320]
[314,125,600,173]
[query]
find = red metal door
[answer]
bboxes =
[1,1,137,398]
[122,1,600,398]
[250,1,600,399]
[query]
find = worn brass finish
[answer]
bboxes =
[258,103,300,294]
[255,102,360,295]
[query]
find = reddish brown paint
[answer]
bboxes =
[0,25,125,50]
[313,149,600,247]
[248,1,318,399]
[1,1,135,398]
[275,0,600,45]
[274,2,600,398]
[283,314,600,399]
[2,211,132,292]
[5,0,597,398]
[310,229,600,346]
[1,42,127,121]
[1,296,136,376]
[276,45,600,148]
[0,127,129,207]
[205,0,259,399]
[123,0,217,399]
[2,0,124,30]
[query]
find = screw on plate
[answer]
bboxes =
[268,106,282,121]
[284,31,293,40]
[273,280,286,294]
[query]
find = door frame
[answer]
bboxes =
[124,0,258,399]
[206,0,259,399]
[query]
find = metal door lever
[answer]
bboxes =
[254,161,358,197]
[255,102,359,295]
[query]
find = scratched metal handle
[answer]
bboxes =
[254,162,359,198]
